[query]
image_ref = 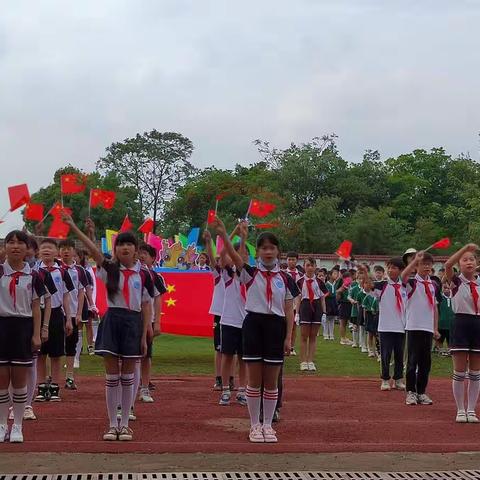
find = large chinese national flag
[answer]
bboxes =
[95,270,214,337]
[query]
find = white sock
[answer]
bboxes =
[105,374,120,428]
[75,330,83,364]
[246,386,261,426]
[452,371,466,412]
[120,373,135,428]
[26,358,37,407]
[467,370,480,413]
[352,329,358,344]
[262,389,279,427]
[328,319,335,338]
[132,361,141,408]
[93,320,99,342]
[12,386,27,426]
[0,389,10,425]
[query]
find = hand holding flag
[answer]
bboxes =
[426,237,451,251]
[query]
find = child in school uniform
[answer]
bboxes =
[212,217,299,443]
[401,251,441,405]
[64,215,154,441]
[324,269,339,341]
[356,276,368,353]
[445,243,480,423]
[436,280,454,355]
[296,257,327,372]
[0,231,44,442]
[286,252,302,356]
[336,271,353,345]
[138,244,167,403]
[35,239,74,402]
[362,276,379,358]
[361,258,407,391]
[348,270,361,348]
[59,239,88,391]
[191,252,211,271]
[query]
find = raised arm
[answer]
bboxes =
[445,243,478,281]
[62,214,104,266]
[401,251,422,284]
[202,230,216,267]
[211,217,245,271]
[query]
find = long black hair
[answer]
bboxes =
[105,232,138,301]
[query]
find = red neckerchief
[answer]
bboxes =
[9,271,26,309]
[121,270,136,309]
[306,277,315,309]
[469,281,479,314]
[418,277,434,309]
[391,282,403,313]
[259,270,278,309]
[287,269,298,281]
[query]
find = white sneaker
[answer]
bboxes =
[8,407,14,421]
[249,424,264,443]
[300,362,309,371]
[417,393,433,405]
[394,379,406,391]
[23,406,37,420]
[329,335,335,341]
[352,343,358,348]
[0,424,8,443]
[467,411,479,423]
[380,380,391,391]
[262,425,278,443]
[290,349,297,356]
[139,388,154,403]
[129,408,137,421]
[368,350,375,358]
[9,424,23,443]
[308,362,316,371]
[361,347,368,353]
[406,391,418,405]
[456,411,468,423]
[74,359,80,369]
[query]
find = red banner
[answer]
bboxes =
[96,271,214,337]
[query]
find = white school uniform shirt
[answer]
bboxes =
[286,268,303,283]
[373,277,407,333]
[240,262,299,317]
[220,267,246,329]
[36,261,74,309]
[451,274,480,315]
[298,276,325,301]
[63,262,87,318]
[145,267,166,322]
[85,265,97,304]
[96,260,152,313]
[209,266,226,316]
[0,261,46,317]
[404,274,438,333]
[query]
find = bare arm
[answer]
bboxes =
[401,252,422,285]
[32,298,42,351]
[202,230,216,267]
[211,217,245,271]
[153,295,162,336]
[284,298,294,354]
[445,244,478,281]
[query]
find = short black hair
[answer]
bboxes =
[386,257,404,270]
[305,257,316,266]
[374,265,385,273]
[40,238,58,248]
[286,251,299,259]
[59,239,75,249]
[115,232,138,248]
[5,230,29,246]
[28,236,38,251]
[257,232,280,249]
[421,252,434,264]
[139,243,157,259]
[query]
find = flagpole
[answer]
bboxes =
[214,199,219,214]
[0,207,11,222]
[245,200,252,221]
[88,189,92,217]
[39,203,55,224]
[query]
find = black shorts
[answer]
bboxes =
[338,302,352,321]
[0,316,34,366]
[95,308,143,358]
[438,328,450,345]
[357,306,365,327]
[325,297,338,316]
[40,307,66,358]
[299,299,323,325]
[65,317,79,357]
[365,312,379,334]
[242,312,286,365]
[213,315,221,352]
[450,313,480,352]
[220,324,243,355]
[80,300,90,323]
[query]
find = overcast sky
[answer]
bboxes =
[1,0,479,234]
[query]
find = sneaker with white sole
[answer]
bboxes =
[73,359,80,369]
[300,362,309,371]
[417,393,433,405]
[103,427,118,441]
[0,424,8,443]
[380,380,391,391]
[308,362,316,371]
[262,425,278,443]
[329,335,335,341]
[352,343,358,348]
[394,379,406,391]
[249,424,264,443]
[219,389,231,406]
[23,406,37,420]
[139,387,154,403]
[236,391,247,406]
[368,351,375,358]
[456,411,468,423]
[361,347,368,353]
[467,411,479,423]
[406,391,418,405]
[116,406,122,420]
[118,426,133,441]
[129,408,136,421]
[88,345,95,355]
[290,349,297,356]
[9,424,23,443]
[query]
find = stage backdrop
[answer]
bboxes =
[96,270,214,337]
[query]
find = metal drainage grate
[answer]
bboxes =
[461,472,480,480]
[224,474,305,480]
[140,476,222,480]
[384,473,468,480]
[0,477,52,480]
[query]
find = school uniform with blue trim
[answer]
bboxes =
[240,262,300,364]
[95,260,154,358]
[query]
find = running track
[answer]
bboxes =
[1,376,479,453]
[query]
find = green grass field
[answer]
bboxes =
[77,329,453,378]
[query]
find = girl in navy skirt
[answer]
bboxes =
[64,215,154,441]
[0,231,44,443]
[445,243,480,423]
[212,217,299,443]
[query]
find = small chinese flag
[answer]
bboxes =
[255,222,279,229]
[430,237,451,250]
[207,210,216,224]
[336,240,353,260]
[50,202,72,218]
[24,203,44,222]
[248,199,276,218]
[90,189,116,209]
[138,218,154,234]
[120,214,133,232]
[61,174,87,195]
[215,193,226,201]
[48,217,70,239]
[8,184,30,211]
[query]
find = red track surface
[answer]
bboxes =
[1,376,479,454]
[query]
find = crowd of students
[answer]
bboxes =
[0,212,478,445]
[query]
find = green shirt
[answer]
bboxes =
[349,282,361,317]
[362,293,379,314]
[438,295,454,330]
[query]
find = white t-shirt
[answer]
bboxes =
[208,266,225,317]
[451,274,480,315]
[220,267,246,328]
[374,278,407,333]
[404,274,438,333]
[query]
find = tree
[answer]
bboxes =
[97,130,196,230]
[25,165,143,235]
